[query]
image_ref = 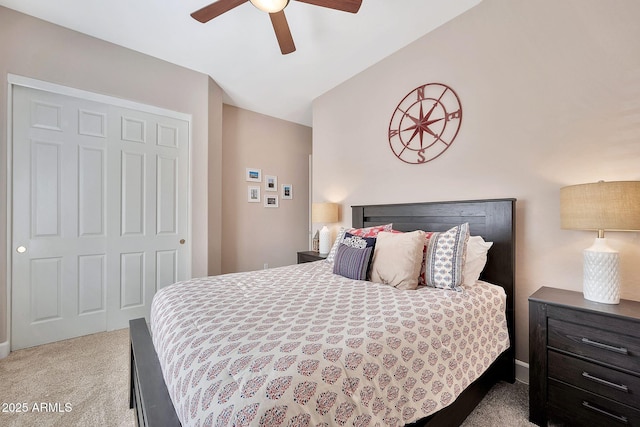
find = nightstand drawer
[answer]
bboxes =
[548,318,640,374]
[549,351,640,410]
[549,380,640,427]
[297,251,327,264]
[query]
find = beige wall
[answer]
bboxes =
[208,78,224,276]
[312,0,640,367]
[222,105,312,273]
[0,6,223,345]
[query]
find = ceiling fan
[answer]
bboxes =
[191,0,362,55]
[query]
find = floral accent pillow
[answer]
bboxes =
[417,232,435,286]
[425,223,470,292]
[348,223,393,238]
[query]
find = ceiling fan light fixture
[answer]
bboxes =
[250,0,289,13]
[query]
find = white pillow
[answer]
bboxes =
[325,227,346,263]
[463,236,493,286]
[369,230,426,290]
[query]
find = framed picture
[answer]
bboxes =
[265,175,278,192]
[248,186,261,203]
[246,168,262,182]
[264,195,279,208]
[281,184,293,199]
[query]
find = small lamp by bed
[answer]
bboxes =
[560,181,640,304]
[312,202,339,255]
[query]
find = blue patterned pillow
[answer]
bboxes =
[342,232,376,249]
[325,224,392,263]
[333,244,374,281]
[425,223,470,291]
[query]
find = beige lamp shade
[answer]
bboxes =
[560,181,640,232]
[312,203,339,223]
[560,181,640,304]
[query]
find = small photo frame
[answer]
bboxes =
[248,186,261,203]
[265,175,278,192]
[282,184,293,199]
[264,195,279,208]
[246,168,262,182]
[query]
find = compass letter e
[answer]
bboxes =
[447,109,462,121]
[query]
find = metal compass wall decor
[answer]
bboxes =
[388,83,462,164]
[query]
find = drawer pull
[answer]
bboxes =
[582,371,629,393]
[581,337,629,355]
[582,401,628,424]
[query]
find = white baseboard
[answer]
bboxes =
[515,359,529,384]
[0,341,9,359]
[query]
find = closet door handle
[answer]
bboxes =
[581,337,628,355]
[582,371,629,393]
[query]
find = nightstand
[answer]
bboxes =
[297,251,327,264]
[529,286,640,426]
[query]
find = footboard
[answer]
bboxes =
[129,318,181,427]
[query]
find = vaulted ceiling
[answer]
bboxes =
[0,0,481,125]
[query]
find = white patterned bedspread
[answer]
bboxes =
[150,261,509,427]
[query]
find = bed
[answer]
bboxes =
[129,198,516,427]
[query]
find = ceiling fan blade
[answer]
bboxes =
[191,0,248,23]
[269,11,296,55]
[294,0,361,13]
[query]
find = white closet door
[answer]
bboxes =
[11,86,189,349]
[105,105,189,330]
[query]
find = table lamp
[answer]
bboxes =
[560,181,640,304]
[312,203,339,255]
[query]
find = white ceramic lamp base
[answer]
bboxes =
[318,225,331,255]
[583,238,620,304]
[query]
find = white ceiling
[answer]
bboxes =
[0,0,481,125]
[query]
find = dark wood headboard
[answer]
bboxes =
[352,198,516,382]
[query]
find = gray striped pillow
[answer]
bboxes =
[332,244,373,281]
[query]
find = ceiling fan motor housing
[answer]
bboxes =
[191,0,362,55]
[250,0,290,13]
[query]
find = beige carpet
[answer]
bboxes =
[461,380,535,427]
[0,329,135,427]
[0,329,535,427]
